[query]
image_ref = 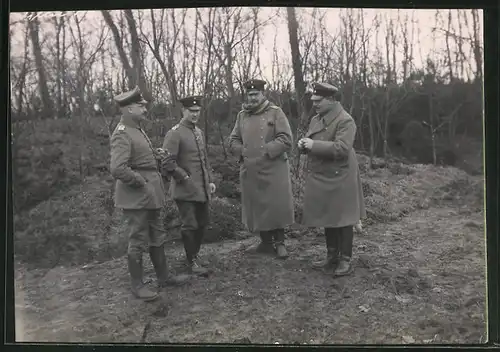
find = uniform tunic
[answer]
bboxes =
[110,118,165,210]
[301,102,366,228]
[162,120,213,203]
[229,100,295,232]
[109,116,167,252]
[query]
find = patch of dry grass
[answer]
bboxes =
[359,157,484,225]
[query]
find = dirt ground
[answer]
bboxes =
[15,203,486,344]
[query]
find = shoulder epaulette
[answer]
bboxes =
[268,105,280,110]
[116,123,126,132]
[171,124,179,131]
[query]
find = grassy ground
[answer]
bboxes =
[14,206,486,344]
[14,159,487,344]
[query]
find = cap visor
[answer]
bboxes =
[310,94,324,101]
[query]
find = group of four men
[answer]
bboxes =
[109,79,366,302]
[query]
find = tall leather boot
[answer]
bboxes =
[334,226,354,277]
[273,229,288,259]
[149,246,191,287]
[312,228,340,270]
[127,253,159,301]
[193,227,208,266]
[255,231,275,254]
[182,230,208,276]
[193,228,204,257]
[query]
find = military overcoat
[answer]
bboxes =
[229,100,295,232]
[110,119,165,210]
[300,102,366,228]
[162,120,213,203]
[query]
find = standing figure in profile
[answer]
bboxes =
[298,82,366,277]
[110,87,190,302]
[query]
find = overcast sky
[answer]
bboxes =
[9,7,483,83]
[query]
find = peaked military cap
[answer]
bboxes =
[243,79,266,91]
[113,86,148,107]
[310,82,339,100]
[179,95,203,109]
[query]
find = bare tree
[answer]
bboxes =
[27,12,54,118]
[470,9,483,83]
[123,10,152,101]
[11,20,31,116]
[286,7,308,171]
[101,11,135,90]
[139,8,185,117]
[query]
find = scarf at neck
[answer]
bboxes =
[243,99,270,115]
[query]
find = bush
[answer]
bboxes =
[205,197,243,242]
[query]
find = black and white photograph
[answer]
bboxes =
[10,6,486,344]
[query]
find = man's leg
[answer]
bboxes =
[147,209,191,287]
[175,201,208,275]
[255,230,275,254]
[193,201,210,258]
[334,225,354,277]
[122,209,158,301]
[312,227,340,270]
[273,228,288,259]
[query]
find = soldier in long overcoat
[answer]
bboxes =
[161,96,216,276]
[110,87,190,302]
[229,79,295,259]
[298,82,366,276]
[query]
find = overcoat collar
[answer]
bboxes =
[180,119,196,129]
[305,102,343,138]
[120,115,142,129]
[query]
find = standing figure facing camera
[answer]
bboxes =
[110,87,190,302]
[229,79,295,259]
[298,82,366,277]
[162,96,216,276]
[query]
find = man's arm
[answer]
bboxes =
[264,108,293,159]
[110,132,147,187]
[310,118,356,160]
[228,111,244,157]
[162,129,189,182]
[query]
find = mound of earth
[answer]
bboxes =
[14,175,243,270]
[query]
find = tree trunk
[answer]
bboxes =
[101,10,136,90]
[286,7,307,173]
[27,13,54,119]
[471,9,483,83]
[123,9,153,101]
